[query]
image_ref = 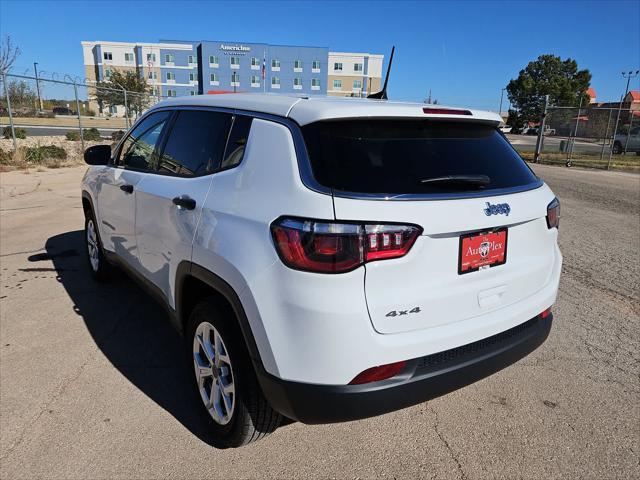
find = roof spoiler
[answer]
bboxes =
[367,46,394,100]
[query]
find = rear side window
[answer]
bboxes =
[118,111,171,170]
[302,120,539,195]
[158,110,232,176]
[220,115,253,170]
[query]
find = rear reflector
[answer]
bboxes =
[271,218,422,274]
[349,361,407,385]
[423,107,472,116]
[540,307,552,319]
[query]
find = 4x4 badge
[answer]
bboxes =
[484,202,511,216]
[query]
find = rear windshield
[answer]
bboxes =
[301,120,539,195]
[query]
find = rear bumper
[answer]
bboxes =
[257,313,552,424]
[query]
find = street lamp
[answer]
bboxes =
[498,87,506,116]
[33,62,44,112]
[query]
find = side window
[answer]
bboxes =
[158,110,232,176]
[220,115,253,170]
[118,111,171,170]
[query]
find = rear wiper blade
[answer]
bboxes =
[419,175,490,187]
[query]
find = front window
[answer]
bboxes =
[334,62,342,71]
[353,80,362,89]
[166,72,175,80]
[312,60,321,70]
[271,76,280,86]
[166,89,176,97]
[189,73,196,82]
[209,55,219,65]
[230,56,240,66]
[124,53,134,62]
[251,75,260,85]
[271,59,280,68]
[146,53,156,62]
[210,73,219,82]
[311,78,320,88]
[148,71,156,80]
[188,55,197,64]
[251,57,259,66]
[294,59,303,70]
[302,121,540,195]
[354,63,363,72]
[165,54,174,63]
[294,77,302,86]
[231,72,240,84]
[333,79,342,90]
[103,52,113,61]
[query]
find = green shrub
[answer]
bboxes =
[2,126,26,139]
[83,127,102,141]
[85,108,96,117]
[23,145,67,164]
[66,130,80,141]
[111,130,125,141]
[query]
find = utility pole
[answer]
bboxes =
[33,62,44,112]
[498,87,506,116]
[622,70,639,153]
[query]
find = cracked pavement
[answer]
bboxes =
[1,165,639,479]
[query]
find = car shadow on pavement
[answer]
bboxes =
[30,230,226,448]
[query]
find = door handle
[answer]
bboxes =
[172,196,196,210]
[120,184,134,194]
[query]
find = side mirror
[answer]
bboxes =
[84,144,111,165]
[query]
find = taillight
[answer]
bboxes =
[540,307,552,319]
[546,197,560,229]
[422,107,472,115]
[349,361,407,385]
[271,218,422,273]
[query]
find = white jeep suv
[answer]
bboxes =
[81,94,562,447]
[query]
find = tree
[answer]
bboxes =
[506,54,591,127]
[0,80,37,114]
[94,69,150,116]
[0,35,20,76]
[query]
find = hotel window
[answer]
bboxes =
[210,73,219,84]
[312,60,321,71]
[311,78,320,90]
[124,53,134,62]
[151,87,159,96]
[231,72,240,85]
[209,55,219,66]
[334,62,343,71]
[189,73,197,82]
[230,56,240,68]
[104,69,112,78]
[293,77,302,89]
[165,54,174,63]
[190,91,196,96]
[353,80,362,89]
[109,105,117,114]
[251,57,260,69]
[333,79,342,90]
[188,55,197,64]
[294,59,303,71]
[103,52,113,61]
[271,76,280,88]
[166,72,175,80]
[354,63,363,72]
[146,53,156,62]
[166,89,176,97]
[148,71,157,80]
[251,75,260,86]
[271,59,280,70]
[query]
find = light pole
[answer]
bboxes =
[33,62,44,112]
[622,70,639,154]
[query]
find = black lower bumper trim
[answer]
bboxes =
[256,314,552,424]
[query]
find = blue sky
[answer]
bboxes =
[1,0,638,110]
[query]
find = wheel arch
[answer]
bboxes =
[175,261,265,370]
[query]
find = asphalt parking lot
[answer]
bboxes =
[1,164,638,479]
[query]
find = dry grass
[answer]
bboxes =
[518,151,640,172]
[0,136,109,171]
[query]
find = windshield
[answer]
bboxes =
[301,120,539,195]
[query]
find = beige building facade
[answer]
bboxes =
[327,52,384,97]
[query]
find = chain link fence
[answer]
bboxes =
[0,73,164,167]
[529,97,639,171]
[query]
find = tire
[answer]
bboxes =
[186,299,281,447]
[84,211,112,281]
[612,141,622,155]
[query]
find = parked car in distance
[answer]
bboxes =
[612,127,640,154]
[81,94,562,447]
[53,107,74,116]
[499,124,512,133]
